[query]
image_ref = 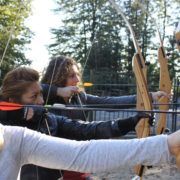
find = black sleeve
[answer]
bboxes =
[0,108,25,126]
[0,107,46,130]
[53,114,132,140]
[41,84,58,104]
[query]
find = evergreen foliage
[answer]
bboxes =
[49,0,179,89]
[0,0,32,82]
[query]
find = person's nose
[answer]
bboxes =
[36,95,44,105]
[74,74,80,83]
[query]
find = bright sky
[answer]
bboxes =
[25,0,61,73]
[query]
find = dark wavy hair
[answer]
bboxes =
[41,56,82,87]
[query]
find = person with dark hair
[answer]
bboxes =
[41,55,169,179]
[41,55,168,120]
[0,67,153,180]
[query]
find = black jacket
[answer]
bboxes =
[42,84,136,120]
[0,105,136,180]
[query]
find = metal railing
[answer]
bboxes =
[82,75,180,133]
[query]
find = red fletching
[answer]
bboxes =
[0,101,23,111]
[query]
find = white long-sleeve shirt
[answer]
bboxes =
[0,125,170,180]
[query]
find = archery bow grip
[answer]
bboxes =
[156,94,170,134]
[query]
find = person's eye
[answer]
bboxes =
[69,74,74,78]
[31,95,37,99]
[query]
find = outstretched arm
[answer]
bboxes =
[55,113,150,140]
[168,130,180,169]
[5,125,171,172]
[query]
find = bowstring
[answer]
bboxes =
[108,0,153,178]
[43,57,64,178]
[133,0,164,46]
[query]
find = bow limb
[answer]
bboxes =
[108,0,152,139]
[156,43,172,134]
[133,54,152,138]
[132,50,152,180]
[130,5,180,169]
[133,1,172,135]
[135,0,172,135]
[108,0,153,178]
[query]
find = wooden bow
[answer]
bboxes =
[133,0,172,135]
[131,5,180,169]
[156,32,172,135]
[108,0,153,179]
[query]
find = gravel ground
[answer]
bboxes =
[90,158,180,180]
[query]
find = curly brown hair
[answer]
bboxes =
[0,67,39,103]
[41,56,82,87]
